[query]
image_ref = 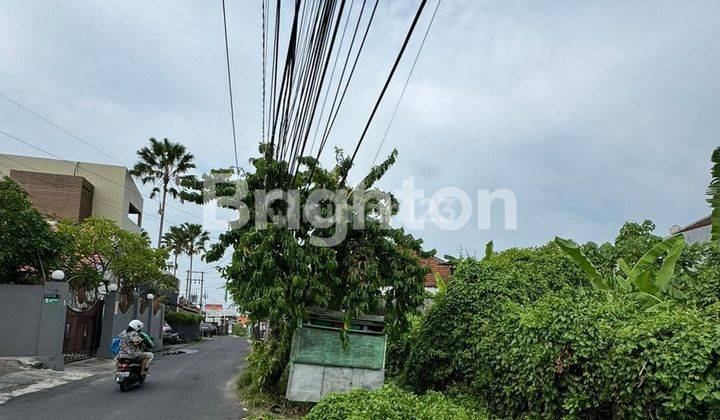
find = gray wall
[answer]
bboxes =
[0,282,69,370]
[97,292,165,358]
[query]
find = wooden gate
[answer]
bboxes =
[63,300,104,363]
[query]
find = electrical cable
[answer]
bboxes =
[221,0,241,173]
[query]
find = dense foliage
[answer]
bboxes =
[401,244,589,392]
[399,221,720,418]
[165,310,203,325]
[306,384,484,420]
[0,176,68,284]
[180,145,429,395]
[56,217,170,290]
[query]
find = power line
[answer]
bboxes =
[0,92,126,166]
[342,0,429,184]
[372,0,442,167]
[221,0,240,173]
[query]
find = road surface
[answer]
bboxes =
[0,336,249,420]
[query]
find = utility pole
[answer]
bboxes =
[199,271,205,311]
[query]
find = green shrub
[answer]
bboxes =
[165,310,203,325]
[474,289,720,418]
[401,244,590,391]
[305,384,484,420]
[231,323,247,336]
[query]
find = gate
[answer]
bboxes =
[63,286,105,363]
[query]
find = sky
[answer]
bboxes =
[2,0,720,304]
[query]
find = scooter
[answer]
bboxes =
[115,358,146,392]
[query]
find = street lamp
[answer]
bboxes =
[146,293,154,300]
[51,270,65,281]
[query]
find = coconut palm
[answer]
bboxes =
[130,137,195,248]
[162,225,186,277]
[181,223,210,300]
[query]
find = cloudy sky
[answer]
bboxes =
[2,1,719,303]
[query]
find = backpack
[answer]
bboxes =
[110,336,121,357]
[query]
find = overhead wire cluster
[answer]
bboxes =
[257,0,437,187]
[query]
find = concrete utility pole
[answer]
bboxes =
[186,270,205,307]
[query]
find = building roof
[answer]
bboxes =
[420,255,453,288]
[676,215,711,233]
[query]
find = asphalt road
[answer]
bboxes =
[0,336,249,420]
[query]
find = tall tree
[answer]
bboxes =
[162,225,186,277]
[130,137,195,248]
[181,222,209,300]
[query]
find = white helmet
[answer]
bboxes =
[129,319,144,332]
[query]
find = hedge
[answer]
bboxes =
[165,311,203,325]
[474,290,720,418]
[305,384,485,420]
[401,244,590,391]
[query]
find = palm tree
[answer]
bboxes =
[162,225,186,277]
[182,223,210,300]
[130,137,195,248]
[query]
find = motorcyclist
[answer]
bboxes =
[117,319,154,375]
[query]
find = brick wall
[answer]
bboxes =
[420,256,453,287]
[10,170,94,223]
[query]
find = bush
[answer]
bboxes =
[401,244,590,391]
[165,311,203,325]
[474,290,720,418]
[305,384,484,420]
[231,323,247,336]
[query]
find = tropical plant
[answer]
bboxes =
[707,146,720,241]
[555,234,688,309]
[0,176,69,284]
[130,137,195,248]
[56,217,169,289]
[162,225,186,277]
[179,144,429,394]
[180,222,209,299]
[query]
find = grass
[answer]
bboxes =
[235,374,312,420]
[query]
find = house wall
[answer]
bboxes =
[97,293,165,358]
[9,170,94,222]
[682,225,711,245]
[0,282,69,370]
[0,154,143,233]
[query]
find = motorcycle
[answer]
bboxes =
[115,358,146,392]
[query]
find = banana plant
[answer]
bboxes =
[555,235,687,309]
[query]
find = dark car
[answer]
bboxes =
[199,322,217,337]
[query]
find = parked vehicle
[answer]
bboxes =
[200,322,217,337]
[163,331,186,344]
[162,323,187,344]
[115,358,146,392]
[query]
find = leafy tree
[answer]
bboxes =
[162,225,186,277]
[130,137,195,248]
[180,144,429,394]
[0,176,68,284]
[57,217,169,290]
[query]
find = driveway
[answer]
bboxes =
[0,336,249,420]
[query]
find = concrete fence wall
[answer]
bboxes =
[0,282,69,370]
[97,292,165,358]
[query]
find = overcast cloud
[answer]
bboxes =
[2,0,719,303]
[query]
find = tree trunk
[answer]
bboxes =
[173,252,179,277]
[186,252,194,300]
[157,183,168,249]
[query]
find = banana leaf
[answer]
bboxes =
[627,235,685,285]
[707,146,720,241]
[655,235,686,291]
[484,241,494,260]
[555,237,608,290]
[617,258,632,276]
